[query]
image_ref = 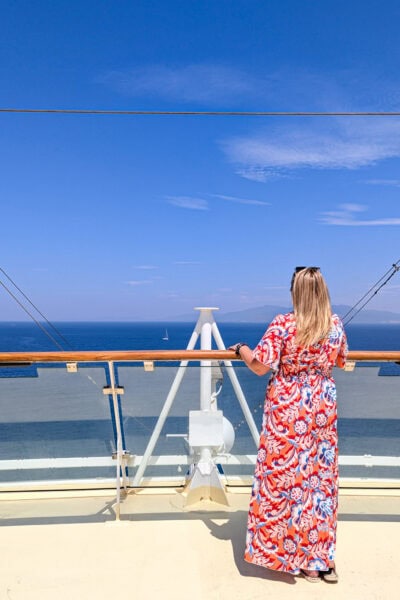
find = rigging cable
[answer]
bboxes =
[342,259,400,326]
[0,268,106,390]
[0,267,74,351]
[1,108,400,117]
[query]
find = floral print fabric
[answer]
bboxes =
[244,312,348,573]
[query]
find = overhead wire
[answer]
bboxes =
[0,268,106,390]
[342,260,400,326]
[0,267,75,351]
[1,108,400,117]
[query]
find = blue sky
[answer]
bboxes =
[0,0,399,320]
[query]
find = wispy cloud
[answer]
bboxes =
[100,62,400,177]
[224,119,400,178]
[99,62,400,113]
[166,193,269,210]
[363,179,400,187]
[166,196,209,210]
[133,265,158,270]
[210,194,270,206]
[320,203,400,226]
[99,64,254,105]
[125,280,153,286]
[99,63,400,109]
[235,168,283,183]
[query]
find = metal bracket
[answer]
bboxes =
[112,450,131,460]
[344,361,356,372]
[103,386,125,395]
[66,362,78,373]
[144,361,154,372]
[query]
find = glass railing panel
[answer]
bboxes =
[117,360,400,485]
[0,363,114,484]
[117,363,203,482]
[212,363,265,482]
[217,363,400,483]
[0,357,398,489]
[335,364,400,480]
[118,362,268,483]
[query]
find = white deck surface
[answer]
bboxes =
[0,489,399,600]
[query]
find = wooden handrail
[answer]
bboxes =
[0,350,399,363]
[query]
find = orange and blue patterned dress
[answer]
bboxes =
[244,312,348,574]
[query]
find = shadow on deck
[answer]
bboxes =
[0,490,399,600]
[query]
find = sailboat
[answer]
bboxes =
[162,328,169,341]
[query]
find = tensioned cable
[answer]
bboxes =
[0,267,73,350]
[341,260,399,323]
[0,278,65,351]
[342,259,400,326]
[1,108,400,117]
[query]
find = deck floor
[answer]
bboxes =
[0,489,399,600]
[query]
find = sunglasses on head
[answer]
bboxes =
[291,266,320,291]
[295,266,320,273]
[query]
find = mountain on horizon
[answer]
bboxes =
[168,304,400,324]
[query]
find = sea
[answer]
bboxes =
[0,321,399,483]
[0,320,400,352]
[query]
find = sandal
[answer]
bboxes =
[321,566,339,583]
[300,569,321,583]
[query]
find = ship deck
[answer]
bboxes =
[1,488,399,600]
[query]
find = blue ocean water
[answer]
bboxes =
[0,320,399,351]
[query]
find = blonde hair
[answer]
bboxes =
[291,267,332,346]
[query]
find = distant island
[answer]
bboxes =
[169,304,400,324]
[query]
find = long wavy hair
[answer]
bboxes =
[291,267,332,346]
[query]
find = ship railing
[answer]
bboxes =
[0,350,399,518]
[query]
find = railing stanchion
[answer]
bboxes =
[132,327,200,487]
[107,360,124,520]
[211,321,260,447]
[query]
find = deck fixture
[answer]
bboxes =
[103,375,126,519]
[131,307,259,505]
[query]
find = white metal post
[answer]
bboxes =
[200,316,212,412]
[184,308,229,505]
[132,307,260,504]
[108,361,124,520]
[132,327,200,486]
[211,321,260,447]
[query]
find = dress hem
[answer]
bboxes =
[244,554,300,575]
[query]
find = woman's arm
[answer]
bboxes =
[336,328,348,369]
[230,343,270,376]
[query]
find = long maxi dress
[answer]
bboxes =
[244,312,348,574]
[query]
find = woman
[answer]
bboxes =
[230,267,347,583]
